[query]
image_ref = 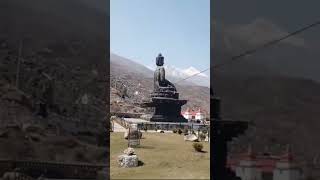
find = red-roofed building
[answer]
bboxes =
[273,145,303,180]
[181,107,206,123]
[227,145,303,180]
[234,145,263,180]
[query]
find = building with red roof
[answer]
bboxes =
[181,107,206,123]
[227,145,303,180]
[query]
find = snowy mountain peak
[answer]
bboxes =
[111,53,209,87]
[164,65,210,87]
[183,66,208,77]
[144,65,210,87]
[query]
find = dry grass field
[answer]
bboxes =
[110,132,210,179]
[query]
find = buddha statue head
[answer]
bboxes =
[156,53,164,66]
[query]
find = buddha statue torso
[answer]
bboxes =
[153,54,176,93]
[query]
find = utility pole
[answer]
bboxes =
[15,39,23,89]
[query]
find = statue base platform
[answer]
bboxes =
[142,97,188,123]
[150,115,188,123]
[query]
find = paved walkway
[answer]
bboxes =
[123,118,149,123]
[113,121,127,132]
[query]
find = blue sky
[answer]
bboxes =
[110,0,210,72]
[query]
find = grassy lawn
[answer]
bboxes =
[110,132,210,179]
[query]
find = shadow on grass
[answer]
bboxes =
[195,150,208,153]
[138,160,144,166]
[134,145,155,149]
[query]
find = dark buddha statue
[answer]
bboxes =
[154,53,177,93]
[142,53,188,122]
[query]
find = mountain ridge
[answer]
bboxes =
[110,53,210,115]
[111,52,209,87]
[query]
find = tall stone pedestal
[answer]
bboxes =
[142,54,188,123]
[142,97,188,123]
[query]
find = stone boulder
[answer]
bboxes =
[118,154,139,168]
[184,134,198,142]
[110,116,117,120]
[124,129,142,139]
[123,147,135,155]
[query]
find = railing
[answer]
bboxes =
[0,159,107,179]
[112,117,210,142]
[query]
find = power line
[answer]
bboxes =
[175,20,320,84]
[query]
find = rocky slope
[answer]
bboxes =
[213,73,320,174]
[0,0,108,163]
[212,16,320,170]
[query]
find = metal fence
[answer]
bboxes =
[113,117,210,142]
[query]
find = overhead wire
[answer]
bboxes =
[175,20,320,84]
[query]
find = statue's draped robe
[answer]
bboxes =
[154,66,176,92]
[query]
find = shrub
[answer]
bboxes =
[183,128,189,135]
[172,129,177,133]
[193,143,203,152]
[202,129,208,134]
[177,129,182,135]
[199,133,206,141]
[160,130,164,133]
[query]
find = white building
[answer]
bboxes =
[273,146,303,180]
[235,145,263,180]
[195,108,206,121]
[229,145,303,180]
[181,108,206,123]
[182,108,193,121]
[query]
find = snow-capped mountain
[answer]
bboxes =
[183,66,208,78]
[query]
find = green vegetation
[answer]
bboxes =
[110,132,210,179]
[193,142,204,152]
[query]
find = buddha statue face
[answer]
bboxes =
[156,53,164,66]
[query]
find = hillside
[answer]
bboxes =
[212,19,320,82]
[210,17,320,176]
[0,0,108,163]
[110,53,210,116]
[213,72,320,173]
